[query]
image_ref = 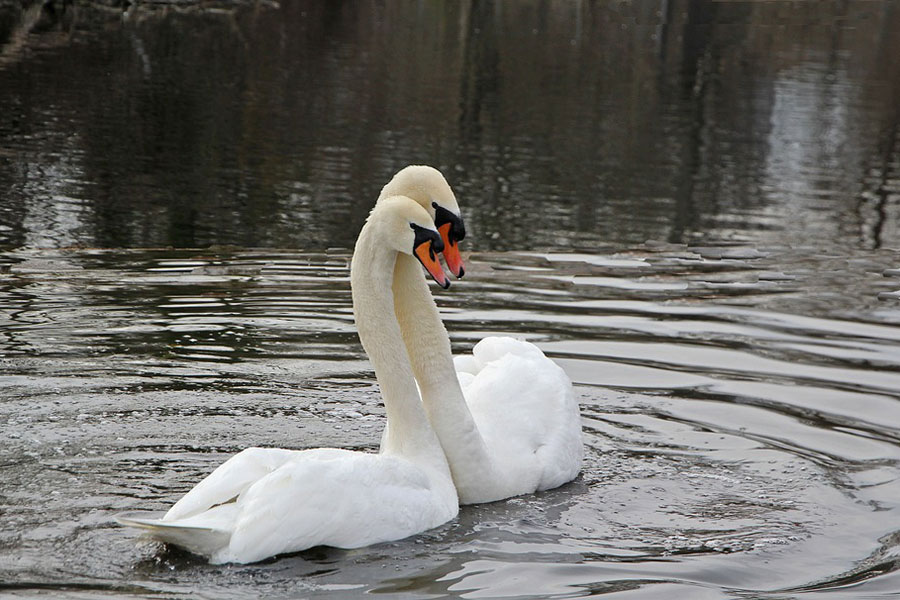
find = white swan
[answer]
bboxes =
[380,166,583,504]
[116,196,458,564]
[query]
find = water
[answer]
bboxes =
[2,0,900,598]
[2,247,900,598]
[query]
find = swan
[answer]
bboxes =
[116,196,459,564]
[379,165,584,505]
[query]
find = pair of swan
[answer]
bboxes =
[116,166,583,564]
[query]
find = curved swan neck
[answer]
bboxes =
[392,254,502,500]
[392,254,457,386]
[350,219,447,469]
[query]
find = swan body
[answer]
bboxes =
[117,197,458,563]
[451,337,583,497]
[117,447,454,564]
[380,166,584,504]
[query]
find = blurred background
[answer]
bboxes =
[1,0,898,253]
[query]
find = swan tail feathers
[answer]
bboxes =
[115,511,231,559]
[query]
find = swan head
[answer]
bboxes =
[377,195,450,289]
[379,165,467,279]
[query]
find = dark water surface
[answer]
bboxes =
[2,1,900,598]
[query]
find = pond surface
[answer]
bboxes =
[2,1,900,598]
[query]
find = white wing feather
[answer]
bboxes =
[117,448,457,564]
[456,337,583,493]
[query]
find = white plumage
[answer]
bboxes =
[118,447,456,564]
[453,337,584,496]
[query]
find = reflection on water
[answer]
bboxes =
[1,247,900,598]
[0,1,899,252]
[2,0,900,598]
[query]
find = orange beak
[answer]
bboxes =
[415,240,450,289]
[438,222,465,278]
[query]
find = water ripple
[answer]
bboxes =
[1,246,899,597]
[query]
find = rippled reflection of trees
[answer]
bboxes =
[0,0,897,251]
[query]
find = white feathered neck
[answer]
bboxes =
[351,205,449,471]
